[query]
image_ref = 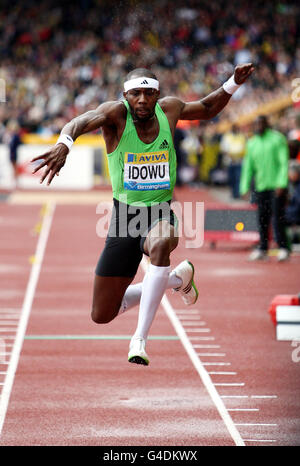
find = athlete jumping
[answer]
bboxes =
[31,63,254,365]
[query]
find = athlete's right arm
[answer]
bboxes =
[31,101,123,185]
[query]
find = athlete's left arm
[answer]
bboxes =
[180,63,254,121]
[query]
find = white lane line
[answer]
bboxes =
[177,315,203,320]
[243,439,277,443]
[0,202,55,436]
[175,310,200,314]
[180,321,206,326]
[0,315,20,318]
[221,395,248,399]
[185,328,211,333]
[235,423,277,427]
[0,322,19,326]
[0,309,20,313]
[146,271,244,447]
[193,345,221,349]
[202,362,231,366]
[189,336,215,341]
[214,383,245,387]
[208,371,237,375]
[251,395,277,399]
[197,352,226,357]
[228,408,259,412]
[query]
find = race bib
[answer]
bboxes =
[124,151,170,191]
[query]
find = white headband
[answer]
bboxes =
[124,77,159,92]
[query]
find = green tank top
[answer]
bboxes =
[106,100,177,206]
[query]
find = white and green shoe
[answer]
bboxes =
[173,260,198,305]
[128,336,149,366]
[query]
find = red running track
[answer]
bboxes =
[0,186,299,446]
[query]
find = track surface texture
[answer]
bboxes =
[0,186,299,447]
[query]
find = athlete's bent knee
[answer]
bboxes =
[148,237,173,263]
[91,305,119,324]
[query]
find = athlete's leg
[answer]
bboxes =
[131,221,178,338]
[128,220,178,364]
[143,219,179,265]
[128,218,200,364]
[91,275,134,324]
[91,230,142,324]
[118,270,182,315]
[92,218,181,322]
[91,224,178,328]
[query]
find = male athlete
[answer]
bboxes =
[32,64,254,365]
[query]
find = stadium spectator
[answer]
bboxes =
[285,160,300,243]
[239,115,290,261]
[288,114,300,162]
[0,0,299,136]
[220,124,246,198]
[0,0,299,193]
[3,119,21,188]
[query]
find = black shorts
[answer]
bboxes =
[95,198,177,277]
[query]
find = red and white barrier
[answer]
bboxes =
[268,294,300,340]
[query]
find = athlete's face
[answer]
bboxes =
[124,88,160,121]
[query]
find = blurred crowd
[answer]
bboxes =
[0,0,299,136]
[1,0,300,205]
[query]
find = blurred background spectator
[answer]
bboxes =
[2,119,22,187]
[239,115,290,261]
[0,0,299,189]
[288,113,300,161]
[285,160,300,243]
[220,124,246,198]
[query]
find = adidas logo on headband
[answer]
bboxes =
[124,77,159,92]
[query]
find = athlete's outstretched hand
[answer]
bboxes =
[234,63,255,85]
[31,144,69,185]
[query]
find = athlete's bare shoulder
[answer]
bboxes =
[158,96,184,113]
[158,96,185,132]
[96,99,127,126]
[98,100,127,153]
[67,99,126,138]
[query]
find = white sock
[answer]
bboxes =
[118,283,142,314]
[133,264,170,340]
[118,269,182,315]
[168,270,183,289]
